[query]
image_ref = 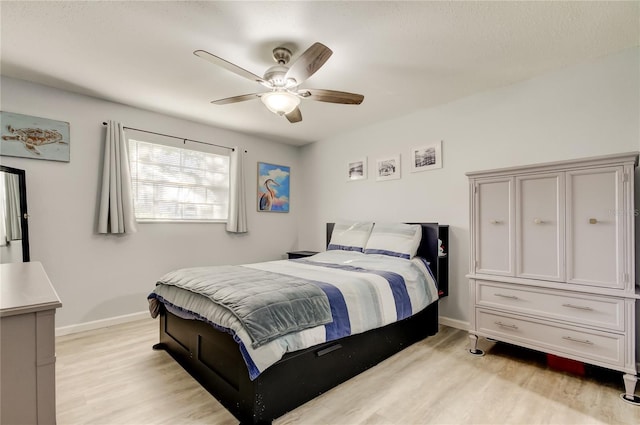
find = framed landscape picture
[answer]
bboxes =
[376,155,401,181]
[0,111,70,162]
[257,162,290,212]
[347,157,367,181]
[410,141,442,172]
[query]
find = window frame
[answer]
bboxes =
[126,131,231,223]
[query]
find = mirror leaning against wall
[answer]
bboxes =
[0,165,29,263]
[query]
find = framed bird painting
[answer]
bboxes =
[257,162,290,212]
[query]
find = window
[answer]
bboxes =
[128,139,229,222]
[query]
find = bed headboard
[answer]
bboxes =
[326,222,440,277]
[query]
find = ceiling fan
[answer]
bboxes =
[193,42,364,123]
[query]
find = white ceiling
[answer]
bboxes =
[1,1,638,146]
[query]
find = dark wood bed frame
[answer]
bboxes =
[153,223,443,424]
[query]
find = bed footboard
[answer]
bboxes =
[155,301,438,424]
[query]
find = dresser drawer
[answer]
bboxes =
[475,281,624,331]
[476,309,624,367]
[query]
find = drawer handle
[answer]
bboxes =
[490,219,502,225]
[316,343,342,357]
[495,293,519,300]
[562,336,594,345]
[589,218,598,224]
[533,218,544,224]
[562,303,593,311]
[494,321,518,330]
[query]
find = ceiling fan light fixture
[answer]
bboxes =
[197,42,363,124]
[261,91,300,115]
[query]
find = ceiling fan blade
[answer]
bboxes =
[211,93,261,105]
[285,107,302,123]
[299,89,364,105]
[194,50,268,85]
[284,42,333,85]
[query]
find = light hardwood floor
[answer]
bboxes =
[56,318,640,424]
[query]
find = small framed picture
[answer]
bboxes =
[376,155,401,181]
[410,141,442,172]
[347,157,367,181]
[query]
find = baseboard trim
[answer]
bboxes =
[439,316,469,331]
[55,311,149,336]
[56,312,470,337]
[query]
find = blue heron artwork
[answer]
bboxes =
[258,162,290,212]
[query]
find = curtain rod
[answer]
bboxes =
[101,122,245,152]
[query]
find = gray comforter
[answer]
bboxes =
[155,265,332,348]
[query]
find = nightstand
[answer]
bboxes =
[287,251,319,259]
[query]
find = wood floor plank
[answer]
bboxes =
[56,319,640,424]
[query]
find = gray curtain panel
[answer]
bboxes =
[98,121,137,234]
[226,147,248,233]
[3,173,22,241]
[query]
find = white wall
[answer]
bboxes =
[2,47,637,331]
[0,76,301,328]
[299,47,640,326]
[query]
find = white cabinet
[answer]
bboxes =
[0,262,62,425]
[472,172,565,280]
[467,152,639,403]
[473,177,514,276]
[516,172,564,281]
[566,166,626,288]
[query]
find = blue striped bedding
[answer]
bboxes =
[148,250,438,380]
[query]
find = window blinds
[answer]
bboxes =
[128,139,230,221]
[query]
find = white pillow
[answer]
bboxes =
[327,222,374,253]
[364,223,422,259]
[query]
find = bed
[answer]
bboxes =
[149,222,444,425]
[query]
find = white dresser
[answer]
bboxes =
[0,262,62,424]
[466,152,639,402]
